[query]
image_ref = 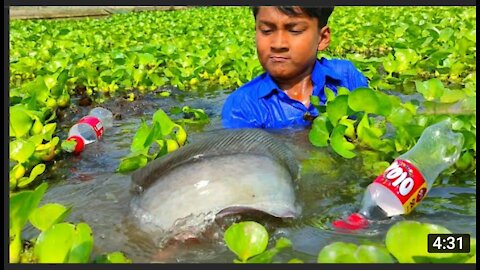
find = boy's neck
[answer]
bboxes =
[279,75,313,108]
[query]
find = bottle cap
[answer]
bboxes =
[332,213,369,230]
[67,135,85,154]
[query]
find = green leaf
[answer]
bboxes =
[27,76,50,105]
[43,73,59,90]
[455,151,474,170]
[10,139,35,163]
[348,87,380,114]
[308,115,330,147]
[29,203,71,232]
[247,237,292,263]
[9,163,25,187]
[29,134,45,146]
[415,79,445,101]
[330,125,356,159]
[395,48,419,71]
[459,96,476,114]
[149,73,167,87]
[163,68,174,78]
[326,95,349,126]
[159,91,171,97]
[10,183,49,245]
[317,242,357,263]
[318,242,394,263]
[338,117,356,140]
[133,69,144,83]
[45,58,69,73]
[61,139,77,153]
[68,223,94,263]
[337,86,351,96]
[137,53,156,66]
[56,70,69,90]
[357,114,386,150]
[385,221,453,263]
[387,106,414,126]
[152,109,176,136]
[438,27,454,42]
[10,231,22,263]
[10,106,34,138]
[354,245,395,263]
[465,255,476,263]
[144,121,162,148]
[94,251,132,263]
[43,108,57,124]
[17,163,46,188]
[325,87,336,103]
[34,222,75,263]
[130,120,150,153]
[374,91,393,116]
[440,88,466,103]
[310,95,320,107]
[383,53,398,74]
[154,139,168,158]
[117,154,148,173]
[181,106,210,124]
[224,221,269,262]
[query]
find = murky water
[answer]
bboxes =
[24,88,476,263]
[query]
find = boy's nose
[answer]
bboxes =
[270,31,289,51]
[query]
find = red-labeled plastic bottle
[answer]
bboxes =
[333,120,464,230]
[66,107,113,153]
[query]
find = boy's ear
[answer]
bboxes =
[317,26,331,51]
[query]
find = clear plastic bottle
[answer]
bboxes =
[333,120,464,230]
[66,107,113,153]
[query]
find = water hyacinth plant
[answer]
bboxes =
[223,221,476,263]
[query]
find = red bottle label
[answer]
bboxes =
[78,116,104,139]
[373,159,427,214]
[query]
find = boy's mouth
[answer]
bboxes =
[269,55,289,63]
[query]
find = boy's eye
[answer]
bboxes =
[260,29,272,34]
[289,29,304,34]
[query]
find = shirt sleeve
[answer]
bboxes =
[346,61,369,89]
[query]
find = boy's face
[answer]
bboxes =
[255,7,330,82]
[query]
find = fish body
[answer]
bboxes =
[130,128,300,236]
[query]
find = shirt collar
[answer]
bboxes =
[258,58,342,98]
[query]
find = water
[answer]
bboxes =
[24,88,476,263]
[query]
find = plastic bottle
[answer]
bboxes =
[66,107,113,154]
[333,120,464,230]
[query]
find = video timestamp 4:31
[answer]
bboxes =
[428,234,471,253]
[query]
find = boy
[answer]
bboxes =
[221,6,368,129]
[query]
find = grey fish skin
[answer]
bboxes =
[129,128,301,235]
[131,128,300,192]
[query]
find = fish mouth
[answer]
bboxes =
[216,204,300,219]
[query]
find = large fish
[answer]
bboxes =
[129,128,301,239]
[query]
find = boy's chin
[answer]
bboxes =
[268,70,297,81]
[264,64,309,82]
[264,66,290,78]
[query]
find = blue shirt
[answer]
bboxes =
[221,57,368,129]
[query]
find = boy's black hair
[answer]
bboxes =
[252,7,334,29]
